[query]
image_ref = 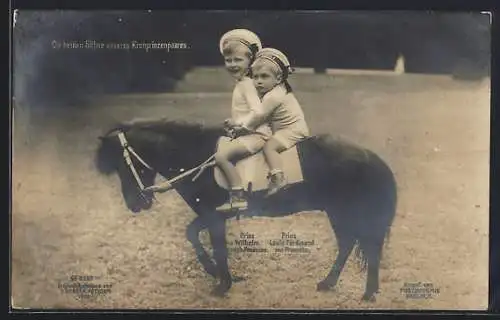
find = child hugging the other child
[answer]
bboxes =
[231,48,310,197]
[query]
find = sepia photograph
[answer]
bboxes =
[11,10,491,310]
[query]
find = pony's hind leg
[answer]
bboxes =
[317,223,355,292]
[360,238,384,302]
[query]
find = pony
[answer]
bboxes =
[95,120,398,302]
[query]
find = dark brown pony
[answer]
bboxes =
[95,120,397,302]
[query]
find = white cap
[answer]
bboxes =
[219,29,262,56]
[253,47,293,78]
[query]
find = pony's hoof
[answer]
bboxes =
[210,284,230,297]
[361,293,377,302]
[201,264,217,278]
[316,280,335,292]
[232,275,246,283]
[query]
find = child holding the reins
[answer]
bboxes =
[231,48,310,197]
[213,29,290,212]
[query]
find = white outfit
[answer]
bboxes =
[230,77,272,153]
[239,84,310,149]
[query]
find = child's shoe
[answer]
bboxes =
[216,188,248,212]
[266,170,288,197]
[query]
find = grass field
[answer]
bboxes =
[11,68,490,310]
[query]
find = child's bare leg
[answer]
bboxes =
[263,138,287,196]
[215,141,251,212]
[214,141,250,189]
[263,138,287,173]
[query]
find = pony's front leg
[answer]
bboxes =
[207,214,232,297]
[186,216,217,278]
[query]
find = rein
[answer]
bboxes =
[150,155,216,193]
[115,130,216,195]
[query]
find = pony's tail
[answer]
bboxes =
[384,226,392,250]
[354,240,368,273]
[353,227,392,273]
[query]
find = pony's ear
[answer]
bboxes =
[98,132,112,141]
[99,127,122,141]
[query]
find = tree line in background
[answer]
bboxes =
[13,11,490,107]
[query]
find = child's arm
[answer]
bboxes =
[236,81,285,130]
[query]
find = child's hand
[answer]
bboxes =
[224,126,235,138]
[224,118,237,128]
[232,125,252,137]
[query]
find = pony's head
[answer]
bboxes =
[95,120,223,213]
[96,127,159,213]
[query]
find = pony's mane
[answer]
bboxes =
[130,119,223,138]
[155,119,204,130]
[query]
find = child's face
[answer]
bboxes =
[252,64,282,96]
[223,44,251,81]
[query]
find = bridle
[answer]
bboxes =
[111,129,216,203]
[117,131,154,192]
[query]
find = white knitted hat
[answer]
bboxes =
[219,29,262,56]
[253,47,293,78]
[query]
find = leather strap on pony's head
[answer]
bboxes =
[99,122,132,140]
[99,127,121,140]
